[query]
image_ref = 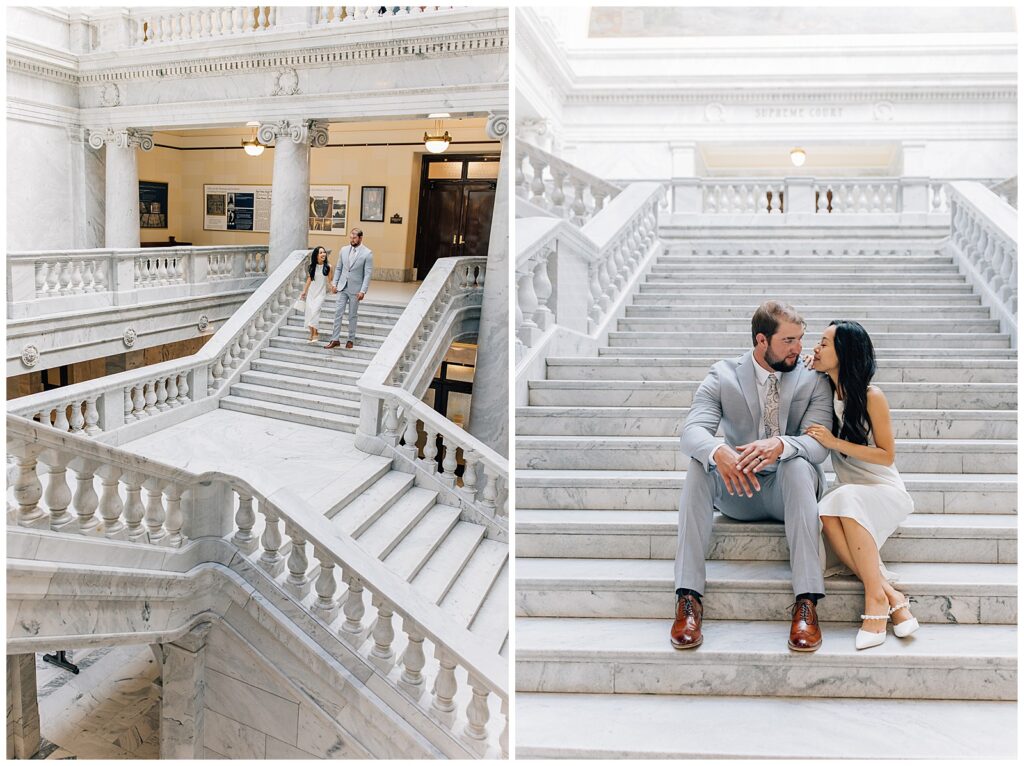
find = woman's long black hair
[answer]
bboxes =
[829,320,876,446]
[308,246,329,279]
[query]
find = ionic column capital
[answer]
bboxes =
[87,127,154,151]
[257,119,330,147]
[486,111,509,142]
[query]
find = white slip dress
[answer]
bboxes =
[303,267,328,330]
[819,396,914,581]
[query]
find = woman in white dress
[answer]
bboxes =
[804,320,919,649]
[299,246,331,343]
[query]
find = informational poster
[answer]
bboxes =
[139,181,168,229]
[204,184,347,234]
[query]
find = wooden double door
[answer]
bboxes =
[413,154,499,280]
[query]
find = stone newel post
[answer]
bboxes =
[88,128,154,249]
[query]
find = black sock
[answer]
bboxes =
[676,587,702,603]
[796,592,823,604]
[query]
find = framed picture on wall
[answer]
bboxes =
[360,186,386,222]
[139,181,168,229]
[308,185,349,235]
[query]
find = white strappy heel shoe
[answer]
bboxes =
[889,601,920,638]
[855,614,889,650]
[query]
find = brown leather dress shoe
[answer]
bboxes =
[670,594,703,649]
[345,340,354,349]
[325,340,341,349]
[788,598,823,652]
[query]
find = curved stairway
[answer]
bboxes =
[514,238,1018,758]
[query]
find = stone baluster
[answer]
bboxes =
[532,246,554,329]
[312,550,340,623]
[122,472,146,542]
[53,404,70,432]
[370,595,396,668]
[284,525,311,599]
[421,426,439,473]
[517,265,539,345]
[228,335,243,369]
[155,377,170,411]
[69,401,86,433]
[400,619,427,697]
[35,262,48,296]
[382,398,400,444]
[57,260,72,295]
[587,261,603,328]
[177,372,190,405]
[459,450,479,504]
[98,465,127,539]
[258,501,285,576]
[72,459,101,535]
[45,261,60,293]
[82,260,96,291]
[548,166,567,217]
[341,573,366,639]
[500,698,509,758]
[431,647,458,717]
[439,437,459,486]
[400,411,420,461]
[570,179,587,224]
[43,450,75,531]
[84,397,101,435]
[464,676,490,745]
[528,155,548,206]
[143,382,157,415]
[515,145,527,197]
[164,484,185,547]
[11,444,47,529]
[233,492,258,553]
[479,464,498,515]
[132,384,146,419]
[596,255,612,314]
[165,374,179,408]
[143,477,167,545]
[208,356,224,394]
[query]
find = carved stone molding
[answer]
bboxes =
[565,87,1018,106]
[122,327,138,347]
[486,111,509,141]
[197,315,210,332]
[704,102,726,122]
[873,100,896,121]
[87,128,154,151]
[99,82,121,107]
[257,119,329,146]
[20,345,39,369]
[272,68,300,97]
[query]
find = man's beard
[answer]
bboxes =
[765,346,798,373]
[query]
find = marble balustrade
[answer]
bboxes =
[7,249,305,436]
[7,246,269,320]
[947,181,1018,345]
[355,257,509,531]
[516,141,622,226]
[6,413,508,758]
[314,6,455,24]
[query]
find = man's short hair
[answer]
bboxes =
[350,228,363,237]
[751,301,804,345]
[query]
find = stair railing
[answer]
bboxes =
[946,181,1018,347]
[354,257,508,536]
[516,141,622,225]
[7,412,508,758]
[6,249,309,442]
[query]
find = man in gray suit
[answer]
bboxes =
[325,228,373,350]
[670,301,833,652]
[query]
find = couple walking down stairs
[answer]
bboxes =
[515,238,1017,758]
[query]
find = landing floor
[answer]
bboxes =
[124,409,386,515]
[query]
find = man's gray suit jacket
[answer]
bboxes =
[333,245,373,294]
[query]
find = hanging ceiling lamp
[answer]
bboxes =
[424,113,452,154]
[242,121,265,156]
[790,147,807,167]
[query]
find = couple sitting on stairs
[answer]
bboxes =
[299,228,374,348]
[671,300,920,652]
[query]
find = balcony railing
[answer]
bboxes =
[516,141,622,226]
[7,245,268,321]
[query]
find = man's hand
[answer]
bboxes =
[712,445,761,497]
[330,285,338,294]
[357,291,365,301]
[734,437,785,474]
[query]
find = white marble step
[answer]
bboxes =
[618,317,1000,334]
[280,321,395,340]
[410,521,486,604]
[260,346,370,374]
[637,281,974,294]
[545,356,1016,384]
[633,292,984,306]
[650,261,960,273]
[289,304,402,322]
[515,692,1017,759]
[269,335,382,357]
[469,563,510,657]
[597,345,1018,359]
[238,369,361,401]
[317,298,406,315]
[382,504,463,582]
[646,270,967,283]
[515,470,1017,515]
[327,470,415,533]
[516,618,1016,700]
[515,436,1018,474]
[515,406,1017,439]
[624,304,994,319]
[229,382,360,417]
[528,380,1018,410]
[356,486,439,560]
[515,558,1017,624]
[249,358,363,386]
[515,510,1018,564]
[440,540,509,630]
[219,395,360,432]
[606,331,1011,349]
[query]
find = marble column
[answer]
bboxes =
[87,128,153,249]
[466,112,509,458]
[159,621,213,759]
[260,119,329,272]
[6,654,40,759]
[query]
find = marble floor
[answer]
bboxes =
[363,278,420,305]
[34,645,161,760]
[125,408,390,515]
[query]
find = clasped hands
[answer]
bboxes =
[327,286,365,301]
[713,437,784,497]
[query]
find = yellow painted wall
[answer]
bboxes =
[136,119,499,279]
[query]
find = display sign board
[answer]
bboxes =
[204,184,349,234]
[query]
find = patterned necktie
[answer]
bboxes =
[763,374,780,439]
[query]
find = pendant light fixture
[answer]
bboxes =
[424,113,452,154]
[790,147,807,167]
[242,121,265,157]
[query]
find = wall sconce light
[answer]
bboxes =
[790,148,807,167]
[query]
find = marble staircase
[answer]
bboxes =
[222,298,404,431]
[515,238,1018,758]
